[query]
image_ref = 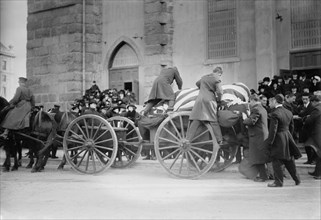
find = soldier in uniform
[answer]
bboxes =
[186,67,225,145]
[0,77,35,139]
[142,66,183,115]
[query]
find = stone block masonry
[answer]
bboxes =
[143,0,174,101]
[27,0,102,111]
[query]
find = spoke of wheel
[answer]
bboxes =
[122,146,136,156]
[93,148,110,162]
[191,139,214,146]
[95,138,114,145]
[91,150,96,172]
[178,152,185,174]
[161,147,180,160]
[190,129,210,143]
[185,152,190,174]
[158,136,180,145]
[162,127,181,142]
[70,149,85,160]
[69,130,86,142]
[190,146,213,154]
[83,119,90,139]
[90,118,95,139]
[126,128,135,137]
[76,150,88,167]
[124,122,130,129]
[187,151,201,172]
[126,136,138,141]
[66,144,83,151]
[92,150,105,167]
[95,145,115,152]
[93,129,110,142]
[159,145,180,150]
[169,119,182,140]
[85,150,90,171]
[169,150,182,170]
[66,137,84,145]
[76,123,88,140]
[179,116,185,138]
[190,148,209,165]
[92,122,103,141]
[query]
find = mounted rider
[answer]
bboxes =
[0,77,35,139]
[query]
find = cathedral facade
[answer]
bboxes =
[27,0,321,109]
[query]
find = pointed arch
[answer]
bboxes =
[104,36,143,70]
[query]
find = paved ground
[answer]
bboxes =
[1,149,320,220]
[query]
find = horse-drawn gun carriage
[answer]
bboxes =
[1,82,250,179]
[59,82,250,179]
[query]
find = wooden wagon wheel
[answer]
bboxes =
[108,116,143,168]
[63,114,118,174]
[154,111,219,179]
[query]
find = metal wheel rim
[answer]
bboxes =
[108,116,143,168]
[154,111,219,179]
[63,114,118,174]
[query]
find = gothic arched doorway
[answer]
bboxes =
[109,43,139,102]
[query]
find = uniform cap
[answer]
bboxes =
[18,77,28,83]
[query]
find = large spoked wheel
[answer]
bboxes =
[154,111,219,179]
[211,144,239,172]
[108,116,143,168]
[63,114,118,174]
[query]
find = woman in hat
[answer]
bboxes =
[0,77,35,139]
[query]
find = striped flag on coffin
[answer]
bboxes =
[173,82,250,112]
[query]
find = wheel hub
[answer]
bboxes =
[84,139,94,149]
[180,139,191,152]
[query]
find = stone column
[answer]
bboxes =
[255,0,277,82]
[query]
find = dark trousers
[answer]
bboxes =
[305,146,317,163]
[313,157,321,176]
[272,158,300,186]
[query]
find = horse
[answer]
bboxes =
[1,104,55,172]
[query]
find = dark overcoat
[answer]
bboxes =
[303,103,321,157]
[1,85,35,130]
[147,67,183,102]
[265,106,301,160]
[243,103,269,164]
[189,73,223,122]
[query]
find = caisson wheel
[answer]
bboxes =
[154,111,219,179]
[108,116,142,168]
[63,114,118,174]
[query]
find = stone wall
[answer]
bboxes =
[143,0,175,97]
[27,0,102,110]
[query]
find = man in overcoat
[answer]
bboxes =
[265,94,301,187]
[0,77,35,139]
[142,66,183,115]
[243,94,269,182]
[303,95,321,179]
[187,67,224,144]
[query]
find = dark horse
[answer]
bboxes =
[0,99,55,172]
